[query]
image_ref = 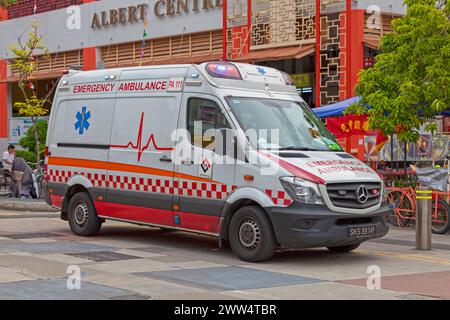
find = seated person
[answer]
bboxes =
[10,157,37,199]
[2,144,15,171]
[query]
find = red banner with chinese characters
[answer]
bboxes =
[326,115,378,138]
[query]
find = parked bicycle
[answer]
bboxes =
[386,165,450,234]
[27,160,45,199]
[0,167,12,196]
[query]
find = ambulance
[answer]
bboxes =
[43,62,389,262]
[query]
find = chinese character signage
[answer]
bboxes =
[326,115,377,138]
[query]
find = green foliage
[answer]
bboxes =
[0,0,17,8]
[9,21,50,167]
[345,0,450,142]
[15,150,36,164]
[14,96,48,118]
[18,120,48,160]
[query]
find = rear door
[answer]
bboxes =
[47,89,117,212]
[174,94,236,234]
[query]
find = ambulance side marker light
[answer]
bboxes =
[244,175,254,182]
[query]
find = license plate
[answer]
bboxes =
[348,226,377,238]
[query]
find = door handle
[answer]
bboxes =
[181,160,194,165]
[159,156,172,163]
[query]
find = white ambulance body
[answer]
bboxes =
[44,62,389,262]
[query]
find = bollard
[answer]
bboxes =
[415,187,432,250]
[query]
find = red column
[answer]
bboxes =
[83,0,96,70]
[315,0,321,107]
[346,0,352,99]
[222,0,227,61]
[349,9,365,97]
[83,47,97,71]
[0,7,8,139]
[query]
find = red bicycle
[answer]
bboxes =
[386,186,450,234]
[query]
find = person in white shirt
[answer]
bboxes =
[2,145,15,171]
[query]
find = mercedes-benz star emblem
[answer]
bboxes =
[356,185,369,204]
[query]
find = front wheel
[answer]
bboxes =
[327,244,361,253]
[431,199,450,235]
[68,192,102,236]
[228,206,277,262]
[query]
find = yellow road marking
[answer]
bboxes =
[356,250,450,266]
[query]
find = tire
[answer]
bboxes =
[327,244,361,253]
[228,206,277,262]
[68,192,102,236]
[431,199,450,235]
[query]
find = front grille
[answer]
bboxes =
[326,182,381,209]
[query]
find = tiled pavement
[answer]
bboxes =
[0,209,449,300]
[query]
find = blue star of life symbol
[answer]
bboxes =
[75,106,91,135]
[257,67,267,75]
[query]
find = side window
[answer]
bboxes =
[187,98,231,149]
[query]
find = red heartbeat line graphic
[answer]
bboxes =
[110,112,174,161]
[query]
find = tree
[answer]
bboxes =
[10,21,51,170]
[0,0,16,8]
[346,0,450,142]
[16,120,48,163]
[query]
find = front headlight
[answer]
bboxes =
[280,177,324,205]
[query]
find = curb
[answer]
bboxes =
[0,200,58,212]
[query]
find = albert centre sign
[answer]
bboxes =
[91,0,222,29]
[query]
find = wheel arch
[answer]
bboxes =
[218,187,276,246]
[61,176,94,220]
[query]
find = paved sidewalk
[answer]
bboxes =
[0,211,449,300]
[0,198,57,212]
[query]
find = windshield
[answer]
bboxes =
[226,97,342,152]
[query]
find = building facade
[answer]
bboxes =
[0,0,405,149]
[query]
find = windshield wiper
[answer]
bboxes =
[278,146,323,151]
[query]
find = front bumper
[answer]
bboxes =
[266,202,390,248]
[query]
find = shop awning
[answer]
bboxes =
[1,70,65,83]
[232,44,315,63]
[313,97,362,118]
[363,37,381,50]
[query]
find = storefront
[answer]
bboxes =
[224,0,404,107]
[0,0,405,150]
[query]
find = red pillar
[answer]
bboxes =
[0,7,8,140]
[346,0,352,99]
[83,0,97,70]
[82,47,97,71]
[350,9,365,97]
[315,0,321,107]
[222,0,227,61]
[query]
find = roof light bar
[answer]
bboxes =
[205,62,242,80]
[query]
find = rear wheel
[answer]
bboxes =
[229,206,277,262]
[327,244,360,253]
[68,192,102,236]
[431,199,450,235]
